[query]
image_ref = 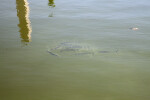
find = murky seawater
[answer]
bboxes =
[0,0,150,100]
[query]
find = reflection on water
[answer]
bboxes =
[48,0,55,7]
[16,0,32,43]
[48,0,55,17]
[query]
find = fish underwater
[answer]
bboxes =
[47,42,118,57]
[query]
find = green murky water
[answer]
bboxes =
[0,0,150,100]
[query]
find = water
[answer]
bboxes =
[0,0,150,100]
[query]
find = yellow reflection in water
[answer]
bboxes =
[48,0,55,7]
[16,0,32,43]
[48,0,55,17]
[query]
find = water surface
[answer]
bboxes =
[0,0,150,100]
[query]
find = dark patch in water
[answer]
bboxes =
[99,51,109,53]
[47,50,58,56]
[60,48,78,52]
[75,52,94,56]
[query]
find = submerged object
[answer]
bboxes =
[130,27,139,30]
[47,42,118,57]
[47,42,119,57]
[47,50,59,56]
[47,42,95,57]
